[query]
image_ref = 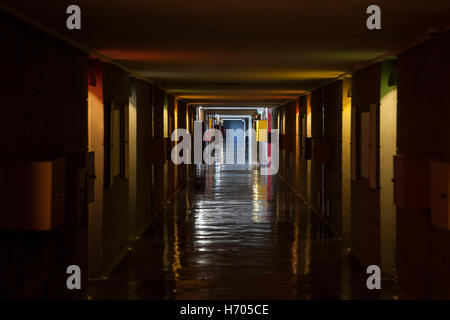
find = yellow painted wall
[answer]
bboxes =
[339,83,352,299]
[342,78,352,242]
[306,94,312,202]
[87,84,104,277]
[380,62,397,275]
[129,96,137,236]
[256,120,268,142]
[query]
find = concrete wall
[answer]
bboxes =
[0,11,192,297]
[306,95,312,203]
[295,98,306,197]
[87,61,104,278]
[396,33,450,299]
[379,61,397,277]
[101,63,130,274]
[87,66,185,279]
[167,95,175,197]
[129,79,137,237]
[310,81,345,235]
[350,60,398,276]
[278,100,296,185]
[323,81,344,235]
[350,64,382,268]
[177,100,187,187]
[278,81,350,240]
[311,88,324,214]
[0,13,88,298]
[342,78,352,243]
[154,88,165,213]
[134,79,154,236]
[277,96,310,203]
[277,36,449,298]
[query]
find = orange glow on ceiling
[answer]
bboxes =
[99,49,228,63]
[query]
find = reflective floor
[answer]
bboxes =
[88,164,395,299]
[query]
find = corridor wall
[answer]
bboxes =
[0,10,192,298]
[278,80,351,241]
[350,63,382,269]
[134,79,154,237]
[101,63,130,275]
[297,95,310,200]
[279,100,296,184]
[153,88,165,214]
[87,60,104,278]
[396,33,450,299]
[0,13,88,298]
[310,81,346,236]
[350,61,398,277]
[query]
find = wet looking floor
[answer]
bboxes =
[88,165,395,300]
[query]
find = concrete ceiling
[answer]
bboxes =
[2,0,450,106]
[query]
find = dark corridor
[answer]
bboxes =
[1,0,449,303]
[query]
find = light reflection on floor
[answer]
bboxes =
[88,164,395,300]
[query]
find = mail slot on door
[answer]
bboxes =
[430,160,450,230]
[0,158,66,230]
[393,155,431,209]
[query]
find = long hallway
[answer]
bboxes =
[1,1,449,301]
[88,165,394,300]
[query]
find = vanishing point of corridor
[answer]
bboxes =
[89,165,394,300]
